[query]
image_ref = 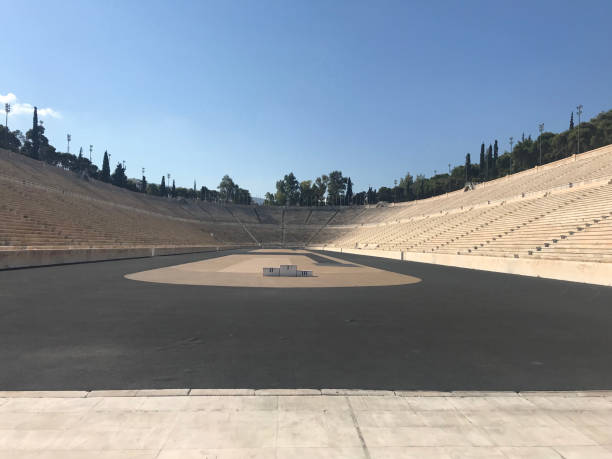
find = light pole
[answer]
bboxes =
[4,103,10,128]
[89,145,93,162]
[448,163,451,193]
[538,123,544,165]
[67,134,71,154]
[509,136,514,173]
[576,104,583,154]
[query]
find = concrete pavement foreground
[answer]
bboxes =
[1,390,612,458]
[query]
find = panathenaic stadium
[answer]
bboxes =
[1,145,612,457]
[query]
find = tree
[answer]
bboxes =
[353,191,366,205]
[76,149,85,172]
[0,125,21,152]
[486,144,493,179]
[570,112,574,130]
[147,183,159,195]
[399,173,414,201]
[479,143,485,178]
[264,192,276,205]
[299,180,315,206]
[171,180,176,198]
[275,172,299,206]
[218,174,237,202]
[160,176,166,197]
[141,174,147,193]
[101,151,111,182]
[366,187,377,204]
[345,177,353,205]
[465,153,471,181]
[377,186,393,202]
[493,140,499,176]
[30,107,40,159]
[327,170,347,205]
[111,162,128,188]
[313,175,328,205]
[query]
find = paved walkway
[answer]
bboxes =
[1,390,611,458]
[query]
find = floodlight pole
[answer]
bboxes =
[509,137,514,173]
[538,123,544,165]
[4,103,10,128]
[89,145,93,162]
[576,104,583,154]
[67,134,71,154]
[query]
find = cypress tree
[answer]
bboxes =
[465,153,471,181]
[346,177,353,205]
[493,140,499,175]
[486,144,493,179]
[160,176,166,197]
[479,143,485,178]
[77,149,84,172]
[31,107,40,159]
[142,175,147,193]
[171,180,176,198]
[101,151,111,182]
[569,112,574,130]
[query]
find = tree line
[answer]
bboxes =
[264,108,612,205]
[0,107,251,204]
[264,171,355,206]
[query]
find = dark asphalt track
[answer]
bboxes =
[1,248,611,391]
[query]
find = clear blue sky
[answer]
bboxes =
[2,0,612,198]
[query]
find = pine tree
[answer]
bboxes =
[465,153,471,181]
[101,151,111,182]
[570,112,574,130]
[160,176,166,197]
[479,143,485,178]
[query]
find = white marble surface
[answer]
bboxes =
[0,390,611,458]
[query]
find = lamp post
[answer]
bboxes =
[538,123,544,165]
[576,104,583,154]
[67,134,71,154]
[509,136,514,173]
[89,145,93,162]
[4,103,10,128]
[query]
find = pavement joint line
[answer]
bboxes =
[346,395,371,459]
[1,389,612,398]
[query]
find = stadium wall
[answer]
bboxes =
[308,246,612,287]
[0,245,251,270]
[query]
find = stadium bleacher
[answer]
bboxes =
[1,144,611,266]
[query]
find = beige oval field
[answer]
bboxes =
[125,249,421,288]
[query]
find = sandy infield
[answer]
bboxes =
[125,249,421,288]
